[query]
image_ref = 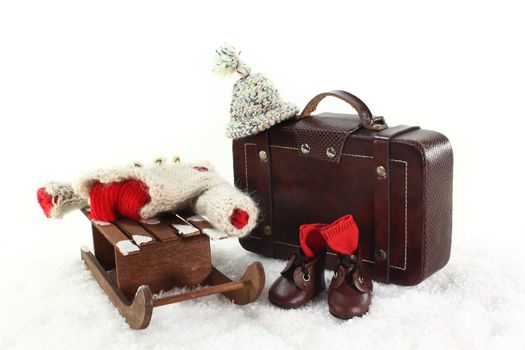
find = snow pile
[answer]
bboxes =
[1,216,524,350]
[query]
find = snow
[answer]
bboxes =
[2,216,525,350]
[3,0,525,347]
[172,223,200,236]
[132,235,153,245]
[202,228,228,240]
[92,219,110,226]
[187,215,207,222]
[153,285,205,300]
[140,218,160,225]
[115,240,140,255]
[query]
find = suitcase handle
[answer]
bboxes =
[299,90,388,131]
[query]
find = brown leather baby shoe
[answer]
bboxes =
[328,254,372,319]
[268,250,326,309]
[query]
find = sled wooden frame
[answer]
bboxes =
[80,209,265,330]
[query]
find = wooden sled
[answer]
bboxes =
[80,209,265,329]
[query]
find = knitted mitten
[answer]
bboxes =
[37,182,88,219]
[320,215,359,255]
[192,183,258,237]
[37,159,259,237]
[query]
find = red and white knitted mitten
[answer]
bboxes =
[37,182,88,219]
[37,159,259,237]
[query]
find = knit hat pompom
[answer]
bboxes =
[213,44,251,79]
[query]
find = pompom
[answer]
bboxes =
[213,44,251,79]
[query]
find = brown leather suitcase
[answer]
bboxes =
[233,90,453,285]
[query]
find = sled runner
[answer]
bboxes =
[80,209,265,329]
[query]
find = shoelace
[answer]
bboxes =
[338,254,358,270]
[334,254,363,283]
[289,250,311,280]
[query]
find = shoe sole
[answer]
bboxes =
[268,290,324,310]
[268,298,305,310]
[329,308,369,320]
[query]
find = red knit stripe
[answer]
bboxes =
[118,181,150,221]
[89,180,150,222]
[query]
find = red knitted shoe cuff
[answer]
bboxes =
[320,214,359,255]
[299,223,327,258]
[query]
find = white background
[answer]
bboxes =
[1,1,524,349]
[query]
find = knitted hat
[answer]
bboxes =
[213,44,299,139]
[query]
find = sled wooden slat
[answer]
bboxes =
[165,212,202,237]
[183,214,229,240]
[93,222,140,255]
[185,216,211,229]
[170,212,229,241]
[114,218,157,246]
[82,208,140,255]
[140,220,179,242]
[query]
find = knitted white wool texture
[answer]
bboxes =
[213,44,251,79]
[44,182,88,219]
[213,44,298,139]
[193,183,258,237]
[226,73,299,139]
[64,161,258,237]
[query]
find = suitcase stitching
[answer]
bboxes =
[341,153,372,159]
[344,156,408,271]
[391,159,408,271]
[243,142,257,191]
[392,139,428,281]
[243,143,409,271]
[270,145,299,151]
